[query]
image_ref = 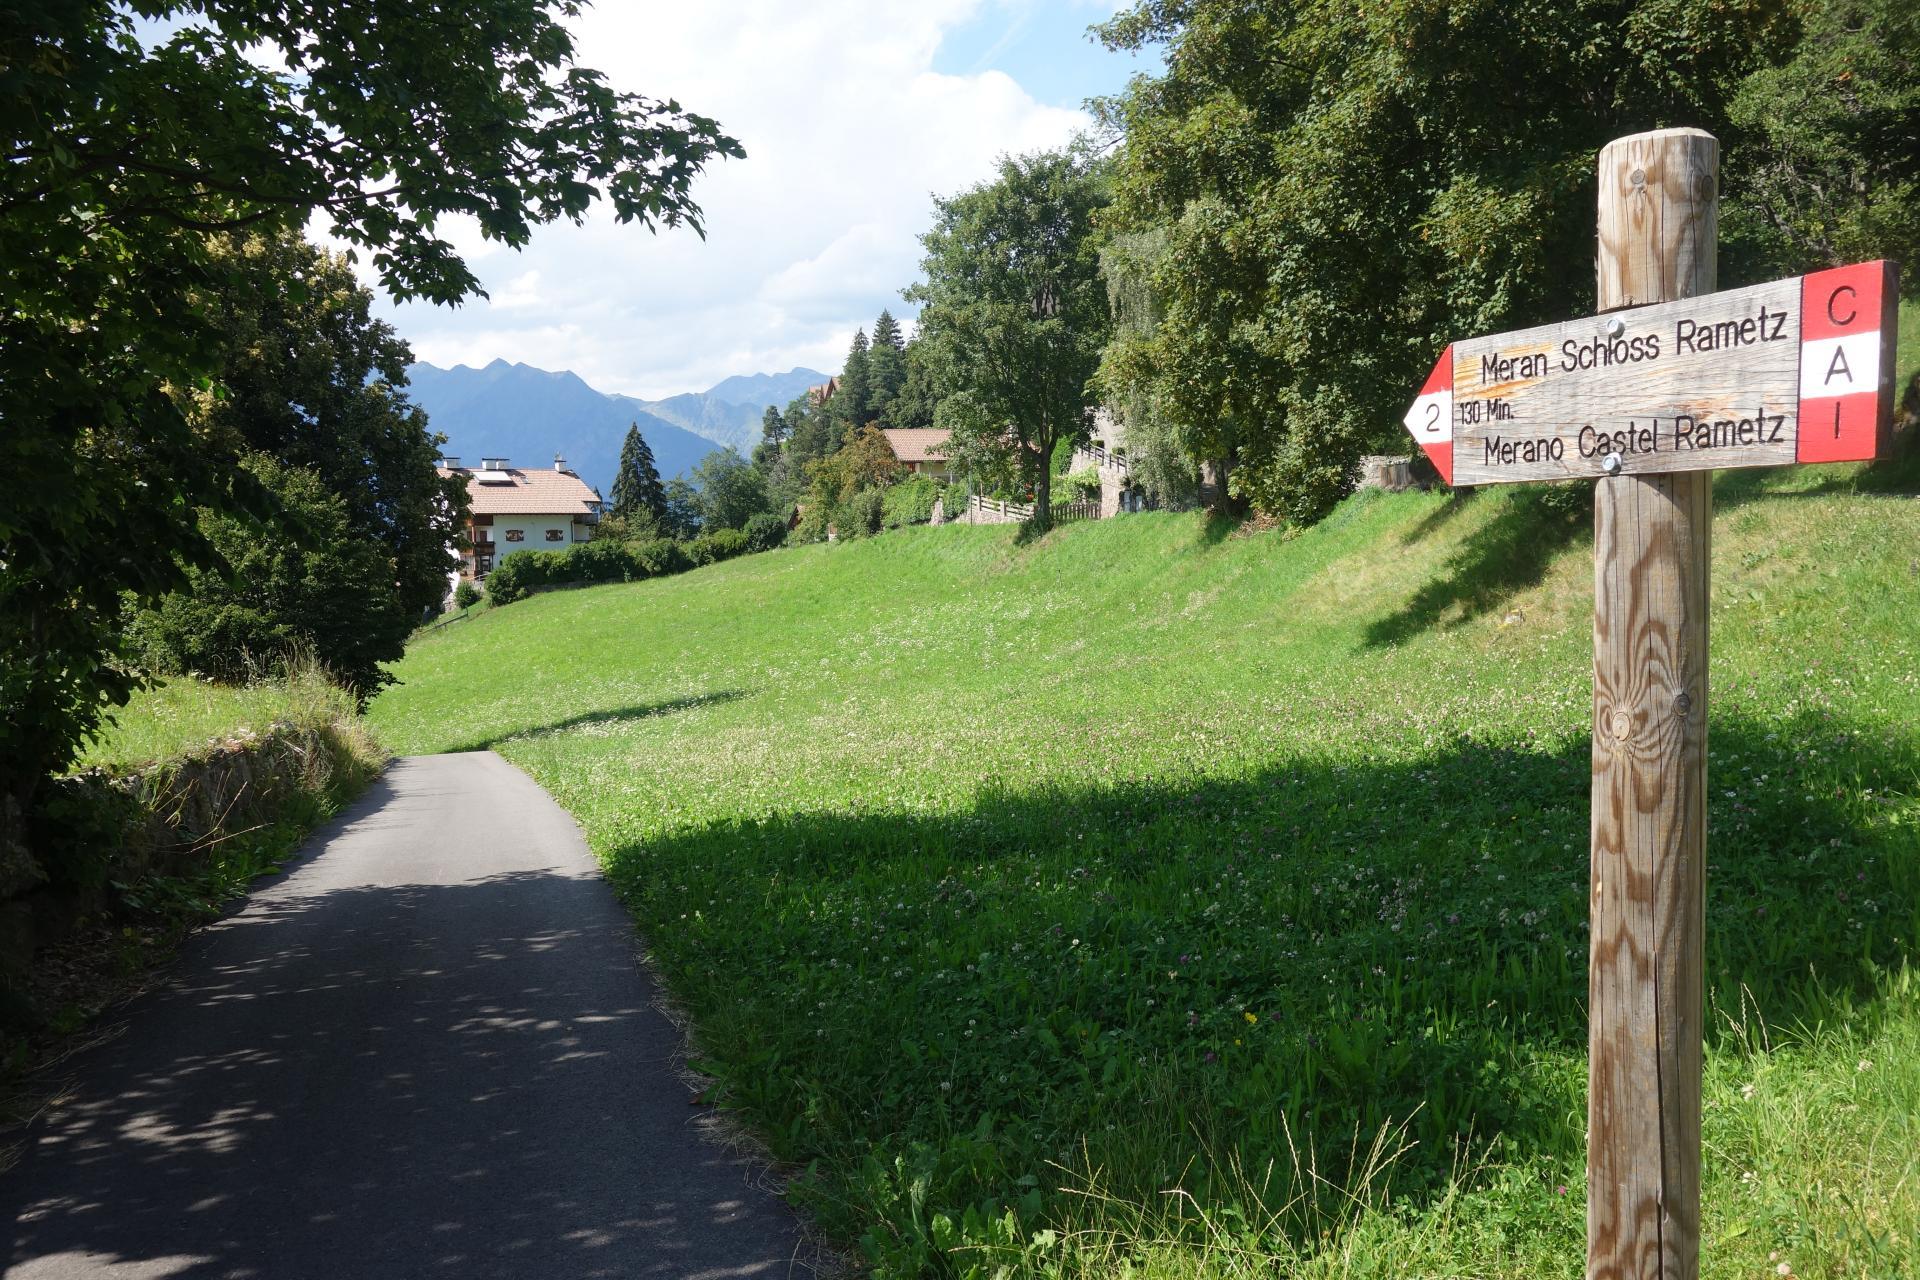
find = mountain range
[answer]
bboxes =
[404,361,829,496]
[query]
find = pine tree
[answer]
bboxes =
[867,309,908,424]
[609,423,666,523]
[760,404,789,449]
[833,328,873,433]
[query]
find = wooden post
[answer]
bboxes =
[1588,128,1715,1280]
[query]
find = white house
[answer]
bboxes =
[440,455,601,584]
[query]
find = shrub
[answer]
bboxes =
[707,526,749,561]
[128,455,409,700]
[1060,467,1102,501]
[632,537,689,577]
[843,487,886,538]
[564,538,643,583]
[453,580,480,611]
[882,475,940,528]
[793,504,830,544]
[479,548,561,604]
[743,511,788,553]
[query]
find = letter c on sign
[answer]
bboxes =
[1827,285,1858,328]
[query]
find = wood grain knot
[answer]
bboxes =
[1674,690,1693,715]
[1629,167,1646,186]
[1608,709,1633,741]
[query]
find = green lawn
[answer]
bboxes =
[371,441,1920,1278]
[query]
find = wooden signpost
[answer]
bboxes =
[1400,128,1901,1280]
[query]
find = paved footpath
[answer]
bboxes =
[3,753,814,1280]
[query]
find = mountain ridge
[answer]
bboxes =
[403,360,828,495]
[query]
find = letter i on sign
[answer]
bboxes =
[1798,260,1899,464]
[1402,345,1455,483]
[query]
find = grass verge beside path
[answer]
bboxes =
[373,455,1920,1279]
[78,666,360,772]
[5,668,383,1076]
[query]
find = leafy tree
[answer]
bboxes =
[662,478,704,540]
[2,0,740,843]
[129,457,410,700]
[610,423,668,525]
[907,149,1111,529]
[691,450,773,531]
[1721,0,1920,282]
[808,425,905,508]
[773,391,836,506]
[1095,226,1201,508]
[867,309,909,423]
[194,230,468,621]
[1094,0,1909,522]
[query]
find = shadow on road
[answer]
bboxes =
[3,783,810,1279]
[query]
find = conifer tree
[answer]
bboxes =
[867,309,908,424]
[609,423,666,524]
[833,328,873,433]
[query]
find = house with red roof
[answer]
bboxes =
[439,455,602,584]
[881,428,954,482]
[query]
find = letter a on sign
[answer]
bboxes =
[1798,260,1897,464]
[1402,345,1455,483]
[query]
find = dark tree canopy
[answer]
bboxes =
[1094,0,1913,523]
[866,309,909,423]
[0,0,740,835]
[833,328,874,435]
[610,424,668,525]
[194,231,468,622]
[129,456,411,701]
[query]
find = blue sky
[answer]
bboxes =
[341,1,1166,399]
[933,3,1157,112]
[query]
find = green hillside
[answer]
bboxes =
[372,459,1920,1277]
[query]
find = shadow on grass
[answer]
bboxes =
[1363,486,1589,649]
[1396,488,1475,546]
[596,710,1916,1262]
[447,689,747,753]
[1716,435,1920,510]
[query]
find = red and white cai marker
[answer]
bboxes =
[1798,261,1895,464]
[1401,345,1455,485]
[1400,259,1898,486]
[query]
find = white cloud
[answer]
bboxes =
[369,1,1092,400]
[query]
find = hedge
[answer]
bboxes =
[482,525,778,606]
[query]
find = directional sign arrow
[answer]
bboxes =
[1402,260,1899,486]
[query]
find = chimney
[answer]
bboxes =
[441,455,462,470]
[554,453,572,474]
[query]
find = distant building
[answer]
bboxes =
[881,428,954,482]
[439,454,602,584]
[806,376,839,407]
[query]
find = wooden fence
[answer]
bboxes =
[962,493,1107,526]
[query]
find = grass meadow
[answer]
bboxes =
[369,440,1920,1278]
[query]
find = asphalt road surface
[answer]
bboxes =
[3,752,815,1279]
